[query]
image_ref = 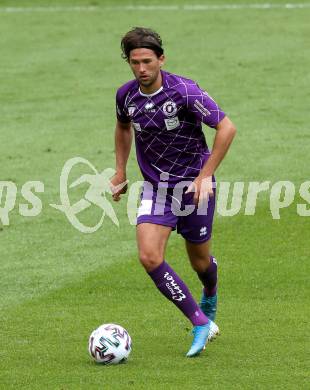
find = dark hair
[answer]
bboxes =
[121,27,164,61]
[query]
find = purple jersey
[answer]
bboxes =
[116,70,225,187]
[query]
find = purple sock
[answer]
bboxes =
[148,261,208,326]
[197,256,218,297]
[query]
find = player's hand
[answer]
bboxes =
[185,175,214,206]
[110,172,128,202]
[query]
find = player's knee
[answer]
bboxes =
[138,250,162,272]
[190,257,211,273]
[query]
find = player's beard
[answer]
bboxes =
[138,69,160,89]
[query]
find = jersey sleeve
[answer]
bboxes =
[115,87,131,123]
[184,82,225,128]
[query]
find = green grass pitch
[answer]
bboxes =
[0,0,309,389]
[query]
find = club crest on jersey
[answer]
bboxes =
[162,101,177,117]
[164,117,180,131]
[127,104,136,117]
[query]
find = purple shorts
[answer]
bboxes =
[137,182,216,243]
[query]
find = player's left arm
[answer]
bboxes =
[187,116,236,204]
[191,116,237,204]
[202,115,236,175]
[183,83,236,204]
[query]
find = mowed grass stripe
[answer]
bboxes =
[1,206,308,388]
[1,3,310,12]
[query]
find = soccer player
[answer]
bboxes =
[111,27,236,357]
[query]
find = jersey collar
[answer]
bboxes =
[138,70,168,97]
[138,85,163,97]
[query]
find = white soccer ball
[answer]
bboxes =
[88,323,132,365]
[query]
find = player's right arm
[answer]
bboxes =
[111,119,132,201]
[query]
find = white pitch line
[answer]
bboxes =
[0,3,310,13]
[184,3,310,9]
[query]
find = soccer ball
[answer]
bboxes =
[88,323,132,365]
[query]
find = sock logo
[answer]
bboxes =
[163,272,186,302]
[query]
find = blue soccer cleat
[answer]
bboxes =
[200,291,217,322]
[186,320,219,357]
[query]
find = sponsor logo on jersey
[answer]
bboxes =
[133,122,142,132]
[194,99,211,116]
[162,100,177,117]
[164,117,180,131]
[128,104,136,117]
